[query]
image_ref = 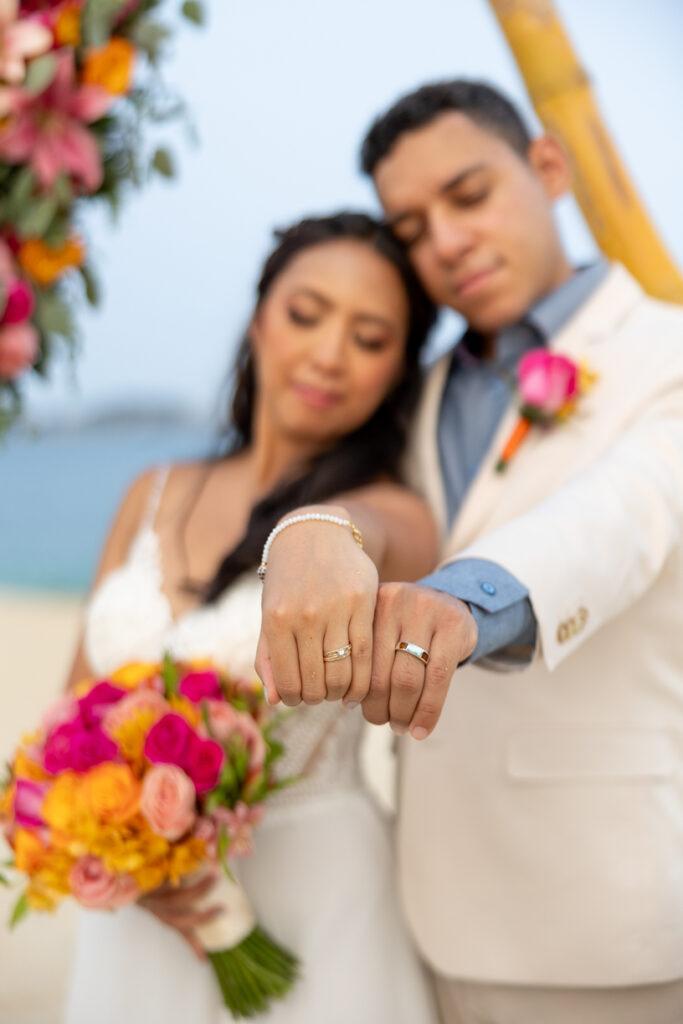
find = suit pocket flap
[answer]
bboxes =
[506,730,676,782]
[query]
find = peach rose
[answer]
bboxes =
[206,702,266,772]
[69,855,140,909]
[140,764,196,841]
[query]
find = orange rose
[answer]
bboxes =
[18,237,85,288]
[42,772,86,834]
[82,37,135,95]
[82,763,141,824]
[55,3,82,46]
[14,828,48,874]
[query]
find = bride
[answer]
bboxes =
[64,212,440,1023]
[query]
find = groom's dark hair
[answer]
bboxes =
[360,79,533,175]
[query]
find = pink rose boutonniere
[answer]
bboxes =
[496,348,598,472]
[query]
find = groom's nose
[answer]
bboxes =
[428,210,475,266]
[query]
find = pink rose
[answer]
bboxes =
[140,763,197,840]
[143,713,194,767]
[102,687,168,736]
[178,670,221,704]
[184,735,224,794]
[205,702,266,773]
[78,681,128,728]
[13,778,49,828]
[0,322,39,379]
[1,278,34,326]
[517,349,578,418]
[69,855,140,909]
[204,700,241,742]
[43,721,118,775]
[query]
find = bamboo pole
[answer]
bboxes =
[486,0,683,304]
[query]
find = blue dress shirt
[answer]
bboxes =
[422,262,609,663]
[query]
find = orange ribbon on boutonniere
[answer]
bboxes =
[496,349,598,472]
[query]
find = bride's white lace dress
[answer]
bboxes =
[65,473,438,1024]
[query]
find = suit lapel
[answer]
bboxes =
[441,265,645,556]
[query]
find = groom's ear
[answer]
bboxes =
[527,134,572,200]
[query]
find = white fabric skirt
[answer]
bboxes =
[65,790,438,1024]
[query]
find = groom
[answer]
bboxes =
[359,81,683,1022]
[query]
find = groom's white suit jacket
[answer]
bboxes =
[401,264,683,987]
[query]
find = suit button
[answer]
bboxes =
[480,582,496,596]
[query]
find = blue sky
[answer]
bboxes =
[21,0,683,422]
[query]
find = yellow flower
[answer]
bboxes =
[109,709,161,773]
[166,837,206,886]
[13,750,49,782]
[14,828,48,874]
[0,781,15,819]
[110,663,160,689]
[168,694,202,728]
[18,237,85,287]
[82,764,141,825]
[42,773,90,836]
[82,37,135,95]
[54,3,82,46]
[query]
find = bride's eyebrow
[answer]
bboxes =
[354,312,398,333]
[289,287,331,307]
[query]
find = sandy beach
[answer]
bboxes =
[0,586,397,1023]
[0,587,84,1024]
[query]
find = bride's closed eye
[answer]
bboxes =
[288,307,319,327]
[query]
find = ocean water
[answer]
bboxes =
[0,421,214,592]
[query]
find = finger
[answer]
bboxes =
[267,629,303,707]
[342,605,374,706]
[141,873,217,906]
[361,587,399,726]
[146,905,223,930]
[389,634,433,735]
[254,634,280,706]
[181,929,208,961]
[408,632,458,741]
[322,620,353,702]
[296,622,326,705]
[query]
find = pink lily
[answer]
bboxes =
[0,49,114,191]
[0,0,52,114]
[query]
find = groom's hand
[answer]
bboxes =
[362,583,478,740]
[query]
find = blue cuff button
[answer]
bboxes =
[480,582,497,596]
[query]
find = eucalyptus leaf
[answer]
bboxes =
[151,147,174,179]
[181,1,204,26]
[33,292,75,342]
[79,265,101,307]
[23,54,57,95]
[82,0,129,47]
[16,195,59,240]
[132,20,171,63]
[6,168,36,221]
[9,892,29,930]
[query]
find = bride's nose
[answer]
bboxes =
[308,324,347,374]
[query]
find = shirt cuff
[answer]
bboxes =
[419,557,538,668]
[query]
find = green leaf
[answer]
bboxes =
[0,278,6,323]
[217,826,234,880]
[33,291,75,342]
[0,872,10,887]
[78,264,100,307]
[181,1,204,25]
[9,892,29,930]
[5,167,37,222]
[82,0,130,47]
[150,147,174,179]
[15,194,59,240]
[52,174,74,208]
[131,20,171,63]
[23,54,57,95]
[161,652,179,698]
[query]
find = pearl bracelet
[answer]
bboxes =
[257,512,364,581]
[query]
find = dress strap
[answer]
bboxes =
[141,466,169,531]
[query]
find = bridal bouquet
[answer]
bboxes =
[0,656,299,1019]
[0,0,205,434]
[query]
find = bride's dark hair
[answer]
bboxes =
[203,211,436,602]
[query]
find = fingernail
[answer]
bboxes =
[411,726,429,741]
[344,701,359,710]
[390,722,408,736]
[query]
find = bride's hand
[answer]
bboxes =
[139,872,222,960]
[255,506,379,707]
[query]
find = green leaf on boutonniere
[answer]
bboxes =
[9,892,29,930]
[82,0,130,47]
[23,54,57,96]
[161,652,179,698]
[132,20,172,64]
[33,291,75,343]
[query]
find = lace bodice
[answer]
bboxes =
[84,471,364,806]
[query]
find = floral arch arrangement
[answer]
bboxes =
[0,0,205,433]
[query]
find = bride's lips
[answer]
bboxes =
[291,381,344,410]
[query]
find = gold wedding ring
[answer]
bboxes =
[395,641,430,666]
[323,643,352,663]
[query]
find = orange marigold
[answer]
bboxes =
[82,763,141,825]
[82,37,135,95]
[18,237,85,287]
[110,662,160,689]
